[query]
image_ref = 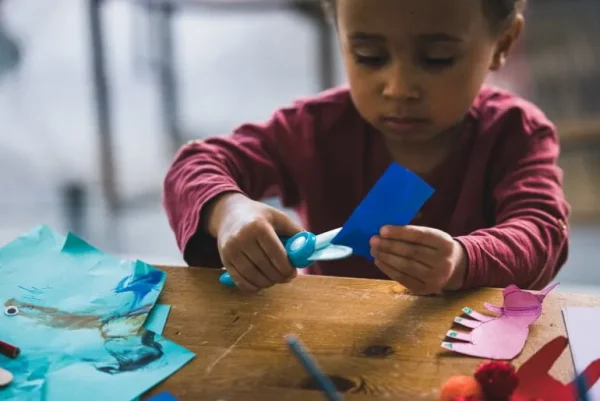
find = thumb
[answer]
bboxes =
[267,207,303,236]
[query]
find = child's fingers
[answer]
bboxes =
[370,237,438,267]
[229,252,273,291]
[244,241,286,284]
[374,259,426,292]
[371,249,432,280]
[257,228,296,279]
[223,262,259,293]
[380,225,451,250]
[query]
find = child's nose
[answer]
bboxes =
[382,65,420,101]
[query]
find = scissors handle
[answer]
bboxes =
[219,231,318,288]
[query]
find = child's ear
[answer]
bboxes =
[490,15,524,71]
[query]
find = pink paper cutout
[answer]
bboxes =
[441,283,559,360]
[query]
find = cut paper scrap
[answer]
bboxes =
[562,306,600,400]
[0,225,194,401]
[512,336,600,401]
[144,304,172,335]
[132,304,172,401]
[332,162,435,260]
[146,391,178,401]
[441,283,559,360]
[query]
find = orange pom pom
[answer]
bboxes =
[440,375,483,401]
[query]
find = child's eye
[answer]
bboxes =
[421,57,455,68]
[355,54,388,67]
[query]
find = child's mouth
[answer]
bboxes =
[380,116,430,133]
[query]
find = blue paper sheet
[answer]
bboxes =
[332,162,435,260]
[0,225,195,401]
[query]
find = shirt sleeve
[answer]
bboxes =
[455,125,570,290]
[162,106,304,268]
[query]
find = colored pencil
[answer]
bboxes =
[0,339,20,359]
[575,371,590,401]
[285,335,342,401]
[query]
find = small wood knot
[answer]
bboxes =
[361,345,394,358]
[300,375,357,393]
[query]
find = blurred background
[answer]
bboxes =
[0,0,598,291]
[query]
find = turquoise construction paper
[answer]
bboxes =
[0,226,194,401]
[144,304,171,335]
[131,304,173,401]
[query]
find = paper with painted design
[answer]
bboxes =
[0,225,194,401]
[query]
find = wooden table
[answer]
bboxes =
[144,267,600,400]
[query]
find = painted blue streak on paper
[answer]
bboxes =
[332,163,435,260]
[114,269,165,310]
[0,225,194,401]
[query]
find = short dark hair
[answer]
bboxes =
[320,0,526,33]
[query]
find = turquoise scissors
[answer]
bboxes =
[219,227,353,287]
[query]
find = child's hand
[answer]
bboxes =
[205,193,302,292]
[369,225,467,295]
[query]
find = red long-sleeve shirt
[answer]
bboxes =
[162,86,570,290]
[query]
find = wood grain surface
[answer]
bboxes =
[143,266,600,400]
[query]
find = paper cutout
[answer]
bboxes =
[0,225,194,401]
[562,306,600,400]
[332,162,434,260]
[441,283,558,360]
[511,336,600,401]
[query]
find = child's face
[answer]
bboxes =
[336,0,520,145]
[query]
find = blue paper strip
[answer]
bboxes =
[332,163,434,260]
[144,304,172,335]
[146,391,179,401]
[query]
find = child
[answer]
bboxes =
[162,0,570,295]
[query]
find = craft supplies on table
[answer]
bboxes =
[440,335,598,401]
[0,225,195,401]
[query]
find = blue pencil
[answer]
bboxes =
[285,335,343,401]
[575,370,590,401]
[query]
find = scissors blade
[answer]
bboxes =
[307,245,353,261]
[314,227,342,251]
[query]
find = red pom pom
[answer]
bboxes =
[454,397,484,401]
[474,361,519,401]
